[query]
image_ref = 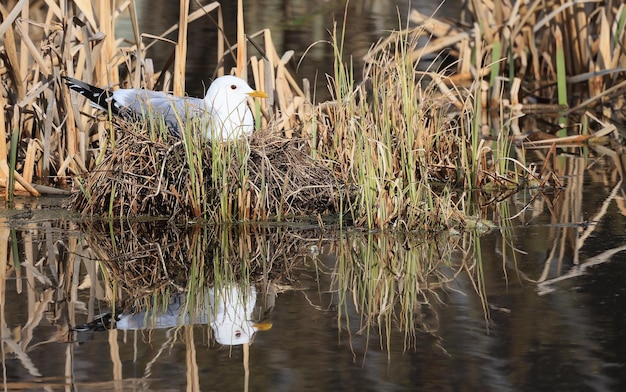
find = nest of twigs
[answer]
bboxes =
[70,118,346,220]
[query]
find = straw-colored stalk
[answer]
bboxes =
[410,1,626,113]
[0,0,308,200]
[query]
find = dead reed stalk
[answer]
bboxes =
[0,0,309,200]
[409,1,626,113]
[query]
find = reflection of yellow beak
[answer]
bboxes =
[247,90,269,99]
[253,321,273,331]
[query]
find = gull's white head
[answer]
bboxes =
[210,285,272,346]
[203,75,268,140]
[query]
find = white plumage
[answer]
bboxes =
[64,75,268,141]
[115,285,272,346]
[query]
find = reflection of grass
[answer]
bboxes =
[316,231,485,349]
[88,220,491,350]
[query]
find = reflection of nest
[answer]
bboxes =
[70,119,346,219]
[83,221,321,306]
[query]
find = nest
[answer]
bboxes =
[70,118,346,220]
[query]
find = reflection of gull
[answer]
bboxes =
[115,285,271,345]
[64,75,268,141]
[211,286,267,345]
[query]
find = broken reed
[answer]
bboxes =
[410,1,626,111]
[3,0,592,229]
[3,1,337,210]
[0,1,291,194]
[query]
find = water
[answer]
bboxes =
[3,153,626,391]
[116,0,462,99]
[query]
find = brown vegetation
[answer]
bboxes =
[0,1,623,228]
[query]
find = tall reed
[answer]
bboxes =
[412,1,626,113]
[312,20,465,230]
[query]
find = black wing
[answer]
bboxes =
[63,76,122,116]
[64,76,184,139]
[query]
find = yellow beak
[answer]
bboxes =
[253,321,273,331]
[247,90,269,99]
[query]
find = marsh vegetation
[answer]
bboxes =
[1,0,623,226]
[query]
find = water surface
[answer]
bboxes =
[3,154,626,391]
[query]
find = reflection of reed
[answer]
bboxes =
[535,154,624,294]
[1,211,493,389]
[84,222,319,391]
[0,218,325,389]
[493,154,624,293]
[312,231,464,350]
[0,213,107,387]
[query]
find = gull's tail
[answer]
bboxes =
[63,76,121,116]
[64,76,183,139]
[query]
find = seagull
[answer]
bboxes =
[64,75,268,141]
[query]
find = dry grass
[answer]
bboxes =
[409,1,626,121]
[0,1,309,197]
[1,1,623,229]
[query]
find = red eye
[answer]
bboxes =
[230,85,237,90]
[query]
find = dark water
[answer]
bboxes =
[117,0,461,99]
[3,153,626,391]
